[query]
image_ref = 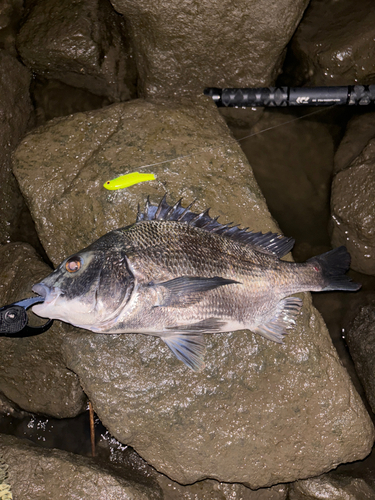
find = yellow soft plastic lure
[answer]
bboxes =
[104,172,156,190]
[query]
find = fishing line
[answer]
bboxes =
[135,105,336,171]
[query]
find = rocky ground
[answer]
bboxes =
[1,0,375,498]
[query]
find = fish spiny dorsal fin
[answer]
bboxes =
[137,196,295,258]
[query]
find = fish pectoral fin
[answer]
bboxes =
[151,276,240,307]
[161,333,206,372]
[252,297,303,343]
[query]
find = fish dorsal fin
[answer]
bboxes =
[161,333,206,371]
[136,195,294,258]
[252,297,302,343]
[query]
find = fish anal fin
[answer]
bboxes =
[253,297,302,343]
[152,276,240,307]
[161,333,206,371]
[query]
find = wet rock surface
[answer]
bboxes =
[0,50,37,248]
[0,243,86,418]
[0,433,162,500]
[17,0,137,102]
[0,0,23,56]
[32,78,112,127]
[330,139,375,275]
[283,0,375,86]
[110,0,309,97]
[334,112,375,174]
[289,472,375,500]
[11,97,375,486]
[227,110,334,260]
[345,297,375,414]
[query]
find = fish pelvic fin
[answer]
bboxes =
[307,246,361,292]
[252,297,303,343]
[161,333,206,371]
[151,276,240,307]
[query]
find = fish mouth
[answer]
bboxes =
[32,283,62,307]
[32,283,49,299]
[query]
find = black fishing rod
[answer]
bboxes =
[204,85,375,107]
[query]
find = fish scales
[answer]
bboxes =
[32,196,361,371]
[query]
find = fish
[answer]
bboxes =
[103,172,156,190]
[32,195,361,371]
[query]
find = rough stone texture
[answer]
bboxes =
[0,50,37,248]
[109,0,309,97]
[17,0,137,102]
[32,78,112,127]
[330,139,375,275]
[0,243,86,418]
[159,477,288,500]
[285,0,375,86]
[0,391,30,419]
[334,112,375,174]
[98,435,288,499]
[289,474,375,500]
[228,110,334,261]
[346,299,375,414]
[0,0,23,56]
[12,97,375,487]
[13,97,271,266]
[0,433,162,500]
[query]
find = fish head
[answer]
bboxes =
[32,232,134,329]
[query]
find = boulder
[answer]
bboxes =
[0,243,86,418]
[0,0,23,56]
[330,139,375,275]
[32,78,111,127]
[0,50,38,248]
[285,0,375,86]
[0,433,162,499]
[17,0,137,102]
[98,433,289,499]
[228,110,334,261]
[12,97,375,486]
[345,298,375,414]
[334,112,375,175]
[289,473,375,500]
[109,0,309,96]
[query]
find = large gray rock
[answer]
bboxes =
[0,433,162,499]
[0,50,37,248]
[98,434,288,499]
[0,243,86,418]
[109,0,309,96]
[285,0,375,86]
[32,78,111,126]
[0,0,23,56]
[289,473,375,500]
[346,299,375,414]
[330,139,375,276]
[12,98,375,486]
[17,0,137,102]
[228,110,334,261]
[334,113,375,175]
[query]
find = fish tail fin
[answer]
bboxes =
[307,246,361,292]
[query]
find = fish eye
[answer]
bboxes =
[65,256,82,273]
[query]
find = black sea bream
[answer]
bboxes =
[32,196,360,371]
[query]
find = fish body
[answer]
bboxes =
[32,196,360,371]
[104,172,156,190]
